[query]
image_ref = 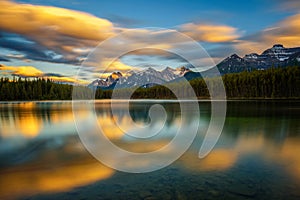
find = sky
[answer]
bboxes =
[0,0,300,84]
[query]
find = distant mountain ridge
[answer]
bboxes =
[89,66,191,89]
[217,44,300,74]
[90,44,300,89]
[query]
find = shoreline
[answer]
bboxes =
[0,98,300,103]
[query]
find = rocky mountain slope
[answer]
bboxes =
[217,44,300,74]
[90,44,300,89]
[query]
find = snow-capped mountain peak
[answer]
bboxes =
[216,44,300,74]
[90,66,191,89]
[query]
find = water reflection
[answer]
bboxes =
[0,137,114,200]
[0,102,89,140]
[0,102,42,138]
[0,100,299,199]
[268,138,300,180]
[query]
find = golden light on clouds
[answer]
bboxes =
[92,59,137,77]
[235,13,300,55]
[0,0,115,42]
[47,76,90,85]
[102,59,135,72]
[0,65,43,77]
[0,64,89,84]
[180,23,240,43]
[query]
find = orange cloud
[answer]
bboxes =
[47,76,89,85]
[0,0,239,69]
[0,1,114,42]
[102,59,135,72]
[0,64,43,77]
[179,23,240,43]
[0,0,116,64]
[235,13,300,55]
[0,64,89,84]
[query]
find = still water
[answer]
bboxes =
[0,100,299,200]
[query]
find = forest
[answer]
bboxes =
[0,66,299,101]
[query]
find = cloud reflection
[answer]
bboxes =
[0,140,114,200]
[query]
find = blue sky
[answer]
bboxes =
[19,0,292,31]
[1,0,300,83]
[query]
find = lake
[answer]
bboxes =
[0,100,300,200]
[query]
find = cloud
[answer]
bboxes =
[0,1,242,77]
[0,0,115,64]
[0,55,10,62]
[81,27,224,77]
[271,0,300,12]
[0,1,114,41]
[0,64,89,84]
[0,0,241,67]
[5,54,25,60]
[48,76,89,84]
[235,13,300,55]
[0,64,43,77]
[0,32,76,64]
[179,23,241,43]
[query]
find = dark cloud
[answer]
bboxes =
[0,33,47,58]
[122,51,188,63]
[206,45,236,58]
[43,73,65,77]
[0,32,81,64]
[0,55,10,62]
[0,0,114,65]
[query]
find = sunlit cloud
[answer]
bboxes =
[101,58,136,73]
[48,76,89,85]
[0,64,43,77]
[0,64,89,84]
[235,13,300,55]
[4,0,299,78]
[179,23,241,43]
[0,0,115,64]
[0,1,114,41]
[0,0,243,75]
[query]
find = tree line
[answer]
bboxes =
[105,66,300,99]
[0,66,299,101]
[0,78,73,100]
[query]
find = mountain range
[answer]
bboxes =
[216,44,300,74]
[89,66,192,89]
[90,44,300,89]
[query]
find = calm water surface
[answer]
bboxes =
[0,100,299,200]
